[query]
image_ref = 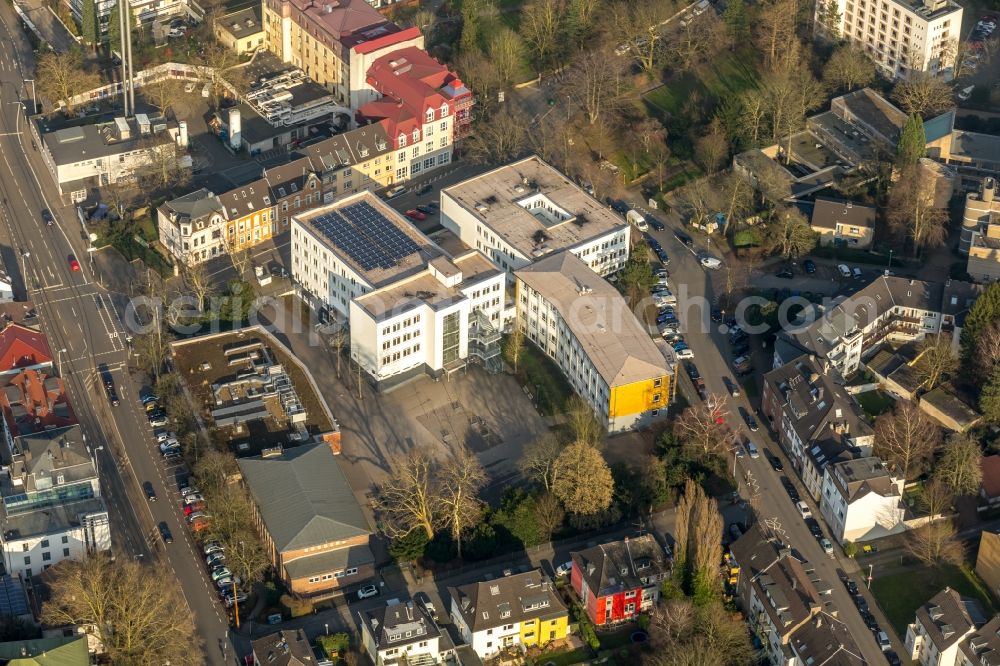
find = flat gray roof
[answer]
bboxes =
[38,115,174,166]
[442,155,626,260]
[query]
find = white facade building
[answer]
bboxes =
[819,457,905,544]
[818,0,963,80]
[440,156,629,280]
[906,587,985,666]
[157,189,227,266]
[292,193,506,386]
[358,601,454,665]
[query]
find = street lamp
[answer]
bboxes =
[56,348,67,377]
[20,251,30,292]
[886,249,893,274]
[86,444,104,479]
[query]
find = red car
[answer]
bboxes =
[68,257,80,272]
[405,209,427,221]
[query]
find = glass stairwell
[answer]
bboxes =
[468,309,502,373]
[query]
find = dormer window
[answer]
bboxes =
[439,103,449,118]
[425,108,435,123]
[412,129,420,142]
[358,143,369,158]
[398,133,407,147]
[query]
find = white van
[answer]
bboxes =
[627,210,648,232]
[837,264,852,278]
[958,85,975,101]
[700,256,722,270]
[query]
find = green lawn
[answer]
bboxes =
[871,565,997,637]
[537,647,593,666]
[643,47,761,119]
[854,390,895,419]
[510,341,575,416]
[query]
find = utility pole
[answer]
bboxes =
[118,0,129,116]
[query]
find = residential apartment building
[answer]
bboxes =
[302,122,396,202]
[358,600,456,665]
[774,276,952,376]
[761,354,874,500]
[214,6,266,56]
[810,197,875,248]
[440,156,630,280]
[516,252,674,433]
[236,443,374,597]
[730,525,865,666]
[448,570,569,660]
[219,178,275,252]
[261,0,424,107]
[251,630,316,666]
[820,457,905,543]
[292,194,506,385]
[569,535,670,627]
[34,115,189,202]
[0,364,110,579]
[263,156,323,230]
[157,189,227,266]
[905,587,986,666]
[68,0,189,40]
[356,47,473,180]
[818,0,963,80]
[962,179,1000,281]
[959,615,1000,666]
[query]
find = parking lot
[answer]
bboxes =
[956,12,999,100]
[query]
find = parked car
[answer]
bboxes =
[187,511,210,524]
[803,259,816,274]
[184,502,206,515]
[384,185,406,199]
[730,343,750,358]
[776,267,794,279]
[745,441,759,459]
[806,518,822,538]
[729,523,743,541]
[149,413,168,428]
[203,542,223,556]
[876,631,891,652]
[610,200,630,216]
[700,256,722,270]
[723,376,740,397]
[405,209,426,221]
[780,477,799,502]
[415,205,434,215]
[820,537,834,556]
[861,610,878,631]
[214,577,233,590]
[206,552,226,568]
[143,481,157,501]
[675,230,694,247]
[885,650,901,666]
[648,217,664,231]
[767,452,784,472]
[555,561,572,577]
[740,407,759,432]
[41,209,54,226]
[795,501,812,519]
[416,183,433,196]
[837,264,852,278]
[673,346,694,359]
[854,594,869,613]
[686,362,700,380]
[357,584,379,600]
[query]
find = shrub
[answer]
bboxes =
[637,612,651,630]
[316,633,351,659]
[280,593,313,618]
[389,529,429,562]
[844,541,858,558]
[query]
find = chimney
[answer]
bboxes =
[984,178,996,203]
[177,121,189,148]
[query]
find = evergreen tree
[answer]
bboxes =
[818,0,842,39]
[723,0,750,43]
[962,283,1000,369]
[896,114,926,166]
[980,365,1000,423]
[80,0,98,46]
[459,0,481,55]
[108,0,136,52]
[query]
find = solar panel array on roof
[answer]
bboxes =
[311,200,421,271]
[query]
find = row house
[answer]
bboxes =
[906,587,986,666]
[302,121,397,202]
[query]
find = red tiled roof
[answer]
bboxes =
[0,368,76,437]
[982,455,1000,498]
[357,47,470,145]
[0,323,52,372]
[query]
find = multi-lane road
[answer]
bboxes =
[0,6,231,663]
[640,208,899,664]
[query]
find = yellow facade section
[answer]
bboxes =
[225,208,275,252]
[608,375,671,419]
[519,614,569,647]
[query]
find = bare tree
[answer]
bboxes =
[650,599,696,645]
[673,394,737,460]
[937,432,983,497]
[905,520,965,568]
[892,71,954,117]
[504,325,525,373]
[222,236,253,278]
[533,492,565,541]
[564,49,626,126]
[763,207,818,258]
[183,262,214,312]
[874,400,942,481]
[519,433,562,490]
[455,52,502,115]
[694,118,730,174]
[143,77,186,116]
[463,110,528,164]
[35,47,101,114]
[374,449,441,540]
[755,0,799,72]
[192,447,239,495]
[824,45,876,91]
[198,41,250,102]
[551,441,614,515]
[913,334,957,390]
[41,556,201,665]
[439,446,487,558]
[488,28,525,86]
[564,394,605,446]
[220,528,270,588]
[612,0,670,75]
[941,39,977,79]
[520,0,566,71]
[917,477,954,518]
[735,89,768,148]
[668,13,720,73]
[887,164,948,257]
